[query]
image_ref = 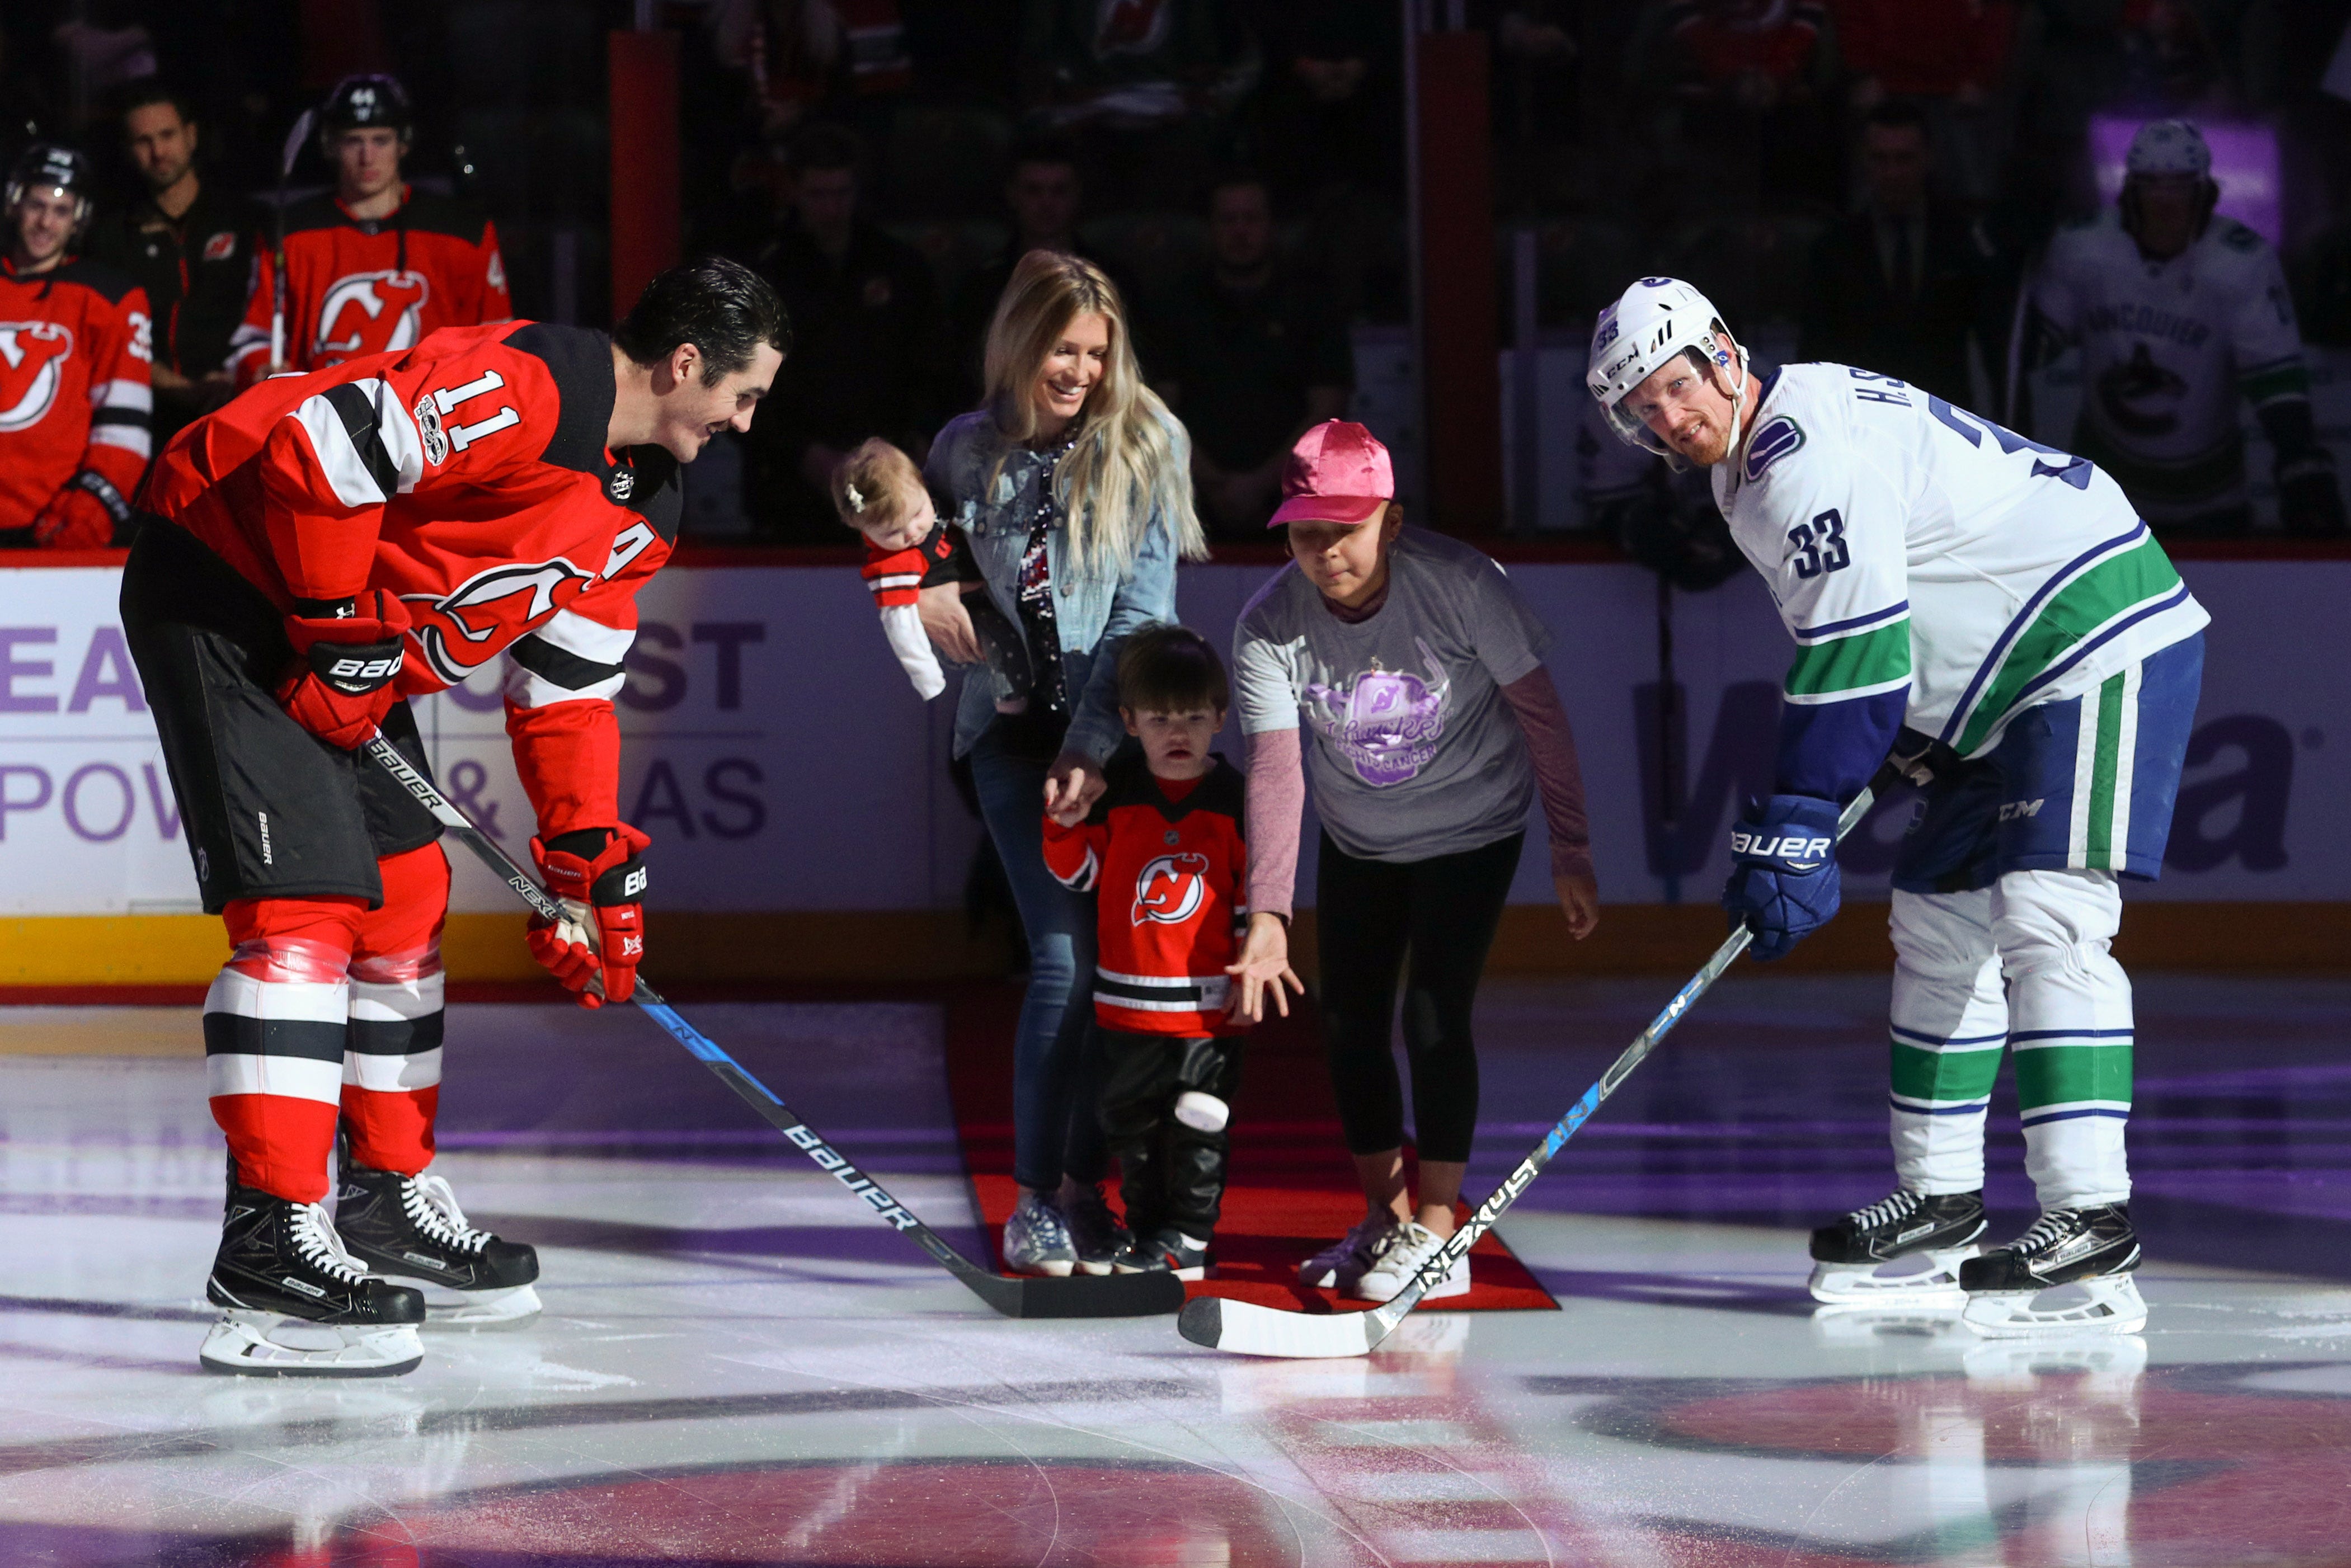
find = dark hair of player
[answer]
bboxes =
[1861,100,1931,139]
[1007,134,1079,176]
[1118,623,1230,714]
[1206,168,1272,209]
[613,256,793,387]
[115,80,201,130]
[783,123,864,180]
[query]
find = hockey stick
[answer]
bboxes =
[1181,765,1898,1358]
[361,733,1184,1320]
[269,109,316,373]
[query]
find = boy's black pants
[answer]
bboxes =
[1098,1029,1243,1237]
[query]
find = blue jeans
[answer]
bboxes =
[970,726,1109,1193]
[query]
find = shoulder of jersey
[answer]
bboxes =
[2043,213,2126,268]
[2204,216,2273,265]
[1739,365,1849,489]
[1197,757,1247,816]
[43,257,143,306]
[397,190,494,244]
[1098,751,1156,809]
[278,193,349,236]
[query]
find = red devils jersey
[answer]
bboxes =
[1043,756,1249,1037]
[0,257,153,541]
[227,188,511,385]
[148,321,679,836]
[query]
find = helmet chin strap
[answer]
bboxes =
[1715,339,1751,467]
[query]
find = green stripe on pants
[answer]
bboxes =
[2086,670,2126,868]
[2014,1042,2134,1110]
[1891,1039,2004,1105]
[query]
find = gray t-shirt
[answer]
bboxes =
[1233,527,1551,863]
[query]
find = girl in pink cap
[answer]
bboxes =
[1226,420,1600,1303]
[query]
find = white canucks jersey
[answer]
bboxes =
[1713,364,2208,783]
[2030,213,2306,520]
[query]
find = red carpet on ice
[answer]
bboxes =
[945,985,1558,1313]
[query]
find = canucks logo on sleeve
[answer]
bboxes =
[1714,365,2208,762]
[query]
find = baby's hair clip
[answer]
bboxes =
[844,482,866,514]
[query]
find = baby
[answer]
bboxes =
[833,439,1030,710]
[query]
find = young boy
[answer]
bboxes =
[831,438,1030,708]
[1042,625,1249,1278]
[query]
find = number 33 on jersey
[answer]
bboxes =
[1711,364,2208,793]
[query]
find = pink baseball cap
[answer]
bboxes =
[1268,420,1394,528]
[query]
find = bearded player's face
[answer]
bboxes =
[1625,336,1742,467]
[651,342,783,462]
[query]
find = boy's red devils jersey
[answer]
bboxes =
[226,189,511,384]
[1042,756,1249,1037]
[0,257,153,540]
[147,321,679,836]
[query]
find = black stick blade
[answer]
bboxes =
[957,1268,1186,1319]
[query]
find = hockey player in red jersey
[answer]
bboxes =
[125,257,788,1375]
[227,74,512,385]
[0,143,153,546]
[1043,625,1277,1280]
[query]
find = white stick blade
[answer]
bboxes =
[1178,1296,1379,1359]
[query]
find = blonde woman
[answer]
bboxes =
[922,250,1207,1277]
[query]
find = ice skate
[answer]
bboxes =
[1808,1189,1986,1306]
[200,1184,426,1377]
[335,1159,542,1327]
[1960,1204,2146,1336]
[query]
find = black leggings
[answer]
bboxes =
[1316,829,1523,1163]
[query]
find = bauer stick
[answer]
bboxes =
[363,733,1185,1320]
[1182,764,1899,1358]
[269,109,315,373]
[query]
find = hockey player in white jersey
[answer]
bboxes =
[2019,119,2344,536]
[1589,277,2209,1335]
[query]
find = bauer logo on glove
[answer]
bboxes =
[1727,826,1833,869]
[527,823,651,1009]
[1723,794,1844,962]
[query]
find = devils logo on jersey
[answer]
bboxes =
[1132,852,1210,926]
[403,557,596,684]
[0,321,73,432]
[314,269,431,362]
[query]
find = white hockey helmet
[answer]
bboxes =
[1587,276,1749,468]
[2125,119,2211,178]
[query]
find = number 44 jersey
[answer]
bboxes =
[146,319,681,835]
[1710,364,2208,798]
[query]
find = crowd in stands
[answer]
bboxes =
[4,0,2350,543]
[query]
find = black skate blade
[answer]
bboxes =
[954,1266,1186,1319]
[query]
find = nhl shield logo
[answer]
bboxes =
[413,393,449,465]
[606,467,636,503]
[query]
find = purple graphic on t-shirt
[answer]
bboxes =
[1303,638,1454,787]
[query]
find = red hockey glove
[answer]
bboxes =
[526,824,651,1008]
[275,590,412,750]
[31,473,127,548]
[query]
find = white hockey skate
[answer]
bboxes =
[201,1186,426,1377]
[1959,1204,2148,1338]
[1807,1189,1986,1306]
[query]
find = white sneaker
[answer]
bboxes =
[1297,1213,1402,1292]
[1348,1221,1470,1303]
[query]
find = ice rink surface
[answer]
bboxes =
[2,975,2346,1566]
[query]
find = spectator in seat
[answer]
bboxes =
[1827,0,2015,202]
[1798,100,2010,410]
[1629,0,1842,206]
[1150,174,1352,538]
[90,83,264,449]
[947,138,1139,411]
[1018,0,1261,211]
[750,123,945,539]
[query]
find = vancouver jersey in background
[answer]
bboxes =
[1713,362,2209,800]
[2029,212,2306,522]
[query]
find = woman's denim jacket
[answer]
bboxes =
[925,409,1182,762]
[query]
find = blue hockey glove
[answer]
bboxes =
[1723,794,1842,961]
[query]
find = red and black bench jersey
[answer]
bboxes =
[0,256,153,542]
[1043,755,1249,1037]
[227,187,511,384]
[147,321,679,836]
